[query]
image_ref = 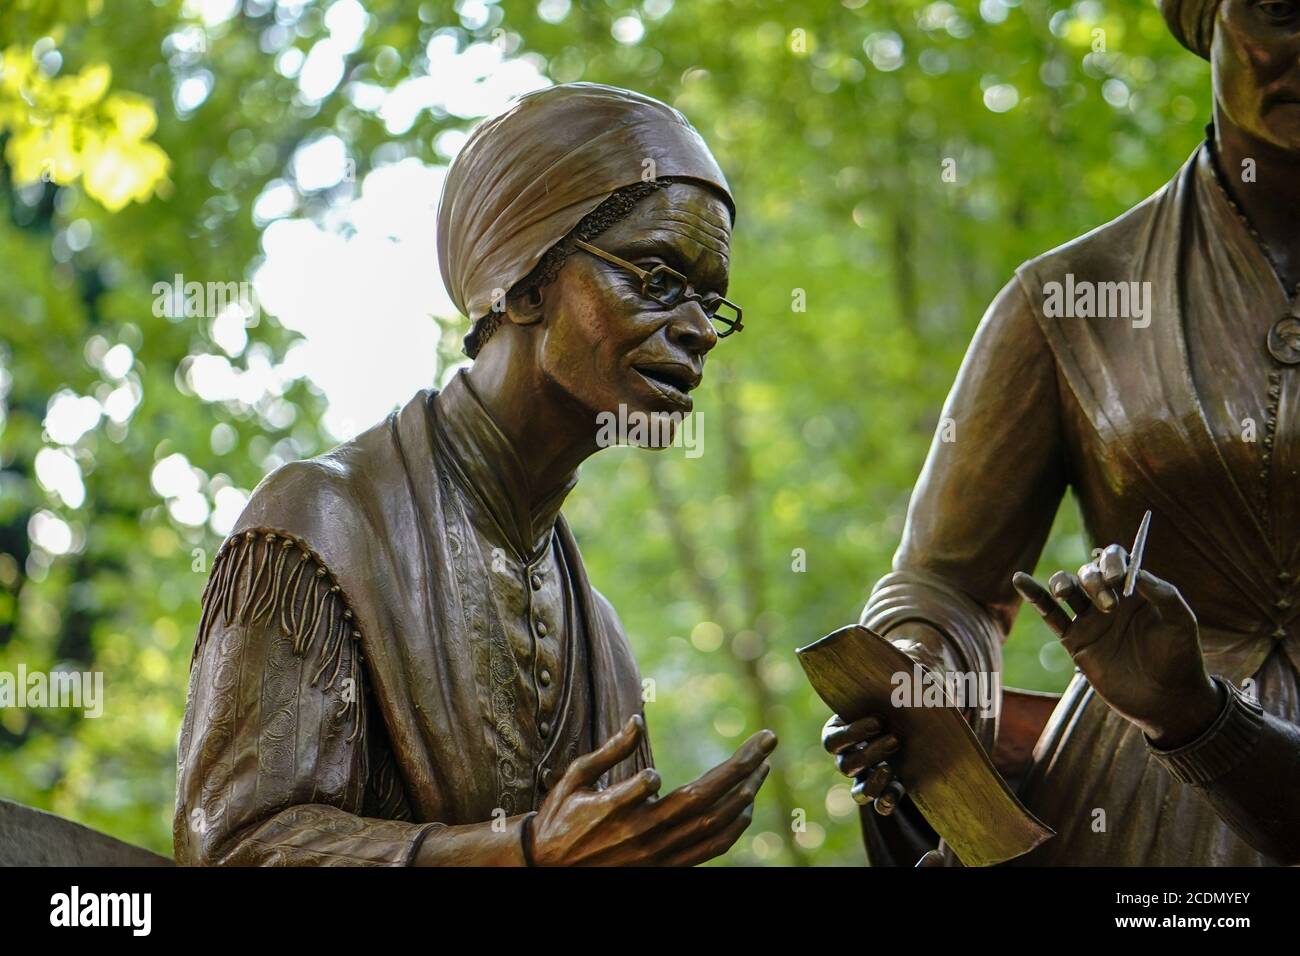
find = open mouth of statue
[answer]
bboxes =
[633,364,698,409]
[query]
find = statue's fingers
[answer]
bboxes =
[851,763,894,806]
[874,779,907,816]
[821,712,846,734]
[1098,544,1128,590]
[1049,570,1090,617]
[656,805,754,867]
[1012,572,1071,637]
[823,714,884,755]
[1077,560,1117,612]
[562,714,643,793]
[603,767,662,812]
[643,761,768,859]
[1132,569,1191,618]
[836,734,899,777]
[652,729,776,824]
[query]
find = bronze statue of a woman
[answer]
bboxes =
[822,0,1300,865]
[175,83,775,866]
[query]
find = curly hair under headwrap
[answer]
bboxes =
[462,178,671,358]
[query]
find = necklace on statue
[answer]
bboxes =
[1207,143,1300,365]
[1267,307,1300,366]
[1238,215,1300,366]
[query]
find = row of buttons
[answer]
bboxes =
[528,564,558,790]
[525,565,555,739]
[1273,567,1290,639]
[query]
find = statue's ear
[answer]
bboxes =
[504,285,545,327]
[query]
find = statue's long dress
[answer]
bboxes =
[863,143,1300,864]
[174,376,651,865]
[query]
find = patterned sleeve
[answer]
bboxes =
[174,529,438,866]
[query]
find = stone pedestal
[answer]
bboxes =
[0,798,173,866]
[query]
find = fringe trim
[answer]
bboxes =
[196,527,365,741]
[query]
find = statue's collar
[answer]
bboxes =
[431,369,577,560]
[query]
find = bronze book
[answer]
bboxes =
[797,624,1054,866]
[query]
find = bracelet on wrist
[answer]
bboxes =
[519,811,539,867]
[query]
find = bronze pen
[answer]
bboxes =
[1123,509,1152,598]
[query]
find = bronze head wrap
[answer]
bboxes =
[436,82,734,355]
[1160,0,1221,60]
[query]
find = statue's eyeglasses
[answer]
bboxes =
[572,238,743,338]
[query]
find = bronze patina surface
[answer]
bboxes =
[175,83,775,866]
[819,0,1300,866]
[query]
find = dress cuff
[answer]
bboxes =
[1147,676,1265,786]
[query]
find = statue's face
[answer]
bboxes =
[535,181,732,427]
[1213,0,1300,152]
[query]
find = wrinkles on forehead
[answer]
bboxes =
[657,206,732,245]
[618,230,731,294]
[600,186,733,293]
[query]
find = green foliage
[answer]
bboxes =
[0,0,1209,863]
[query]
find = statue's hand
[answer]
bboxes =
[1012,543,1223,748]
[819,632,950,816]
[821,712,906,815]
[527,716,776,866]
